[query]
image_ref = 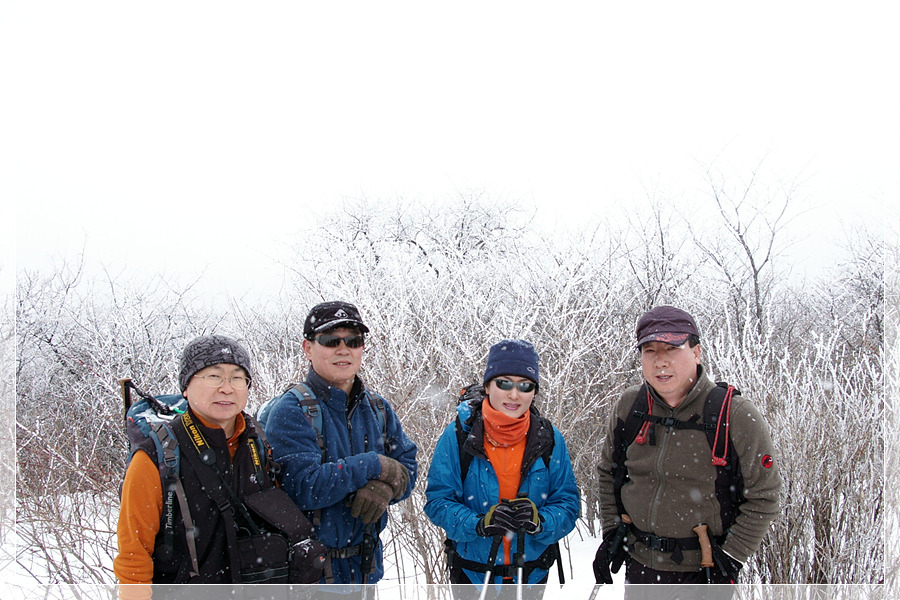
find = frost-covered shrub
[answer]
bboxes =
[13,196,887,586]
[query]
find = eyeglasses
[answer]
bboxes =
[493,379,537,393]
[194,374,251,390]
[315,333,365,348]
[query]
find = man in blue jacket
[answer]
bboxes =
[261,301,418,585]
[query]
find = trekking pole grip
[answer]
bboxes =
[119,378,132,411]
[692,524,714,582]
[487,534,502,567]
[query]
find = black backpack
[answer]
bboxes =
[611,382,746,532]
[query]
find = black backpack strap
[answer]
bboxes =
[287,384,325,459]
[519,413,555,480]
[148,421,199,576]
[611,386,652,515]
[366,391,390,452]
[704,382,745,530]
[455,385,485,484]
[455,416,476,484]
[627,521,726,565]
[445,539,560,581]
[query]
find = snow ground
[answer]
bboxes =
[2,528,617,599]
[379,528,621,599]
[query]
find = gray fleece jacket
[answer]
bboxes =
[597,366,782,571]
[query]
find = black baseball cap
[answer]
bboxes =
[635,306,700,348]
[303,301,370,340]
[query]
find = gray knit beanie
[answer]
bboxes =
[178,335,253,392]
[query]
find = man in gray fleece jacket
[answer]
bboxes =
[594,306,781,590]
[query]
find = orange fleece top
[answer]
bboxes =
[482,400,530,565]
[114,413,246,589]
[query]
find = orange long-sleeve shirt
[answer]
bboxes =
[484,437,526,565]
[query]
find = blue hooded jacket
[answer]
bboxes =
[261,369,418,584]
[424,400,580,585]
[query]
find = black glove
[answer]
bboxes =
[504,497,542,534]
[592,523,627,585]
[476,502,519,537]
[709,538,743,584]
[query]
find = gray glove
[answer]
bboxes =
[377,455,410,500]
[350,480,393,524]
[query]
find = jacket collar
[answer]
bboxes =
[462,401,554,478]
[306,367,366,408]
[186,407,249,446]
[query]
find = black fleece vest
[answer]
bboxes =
[136,410,273,583]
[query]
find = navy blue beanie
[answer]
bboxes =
[483,339,540,387]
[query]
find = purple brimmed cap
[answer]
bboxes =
[635,306,700,348]
[304,301,370,340]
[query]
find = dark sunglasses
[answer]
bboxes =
[493,378,537,393]
[315,333,365,348]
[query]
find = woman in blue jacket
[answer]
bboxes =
[425,340,580,597]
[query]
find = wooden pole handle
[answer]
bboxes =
[692,524,715,568]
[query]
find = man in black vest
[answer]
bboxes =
[116,335,280,586]
[593,306,781,593]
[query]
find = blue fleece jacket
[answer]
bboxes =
[262,369,418,584]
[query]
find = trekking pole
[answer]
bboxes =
[591,513,631,595]
[608,513,632,569]
[515,528,526,600]
[478,534,503,600]
[360,523,377,586]
[119,378,133,415]
[121,378,181,417]
[692,524,715,583]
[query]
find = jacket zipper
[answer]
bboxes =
[648,405,675,536]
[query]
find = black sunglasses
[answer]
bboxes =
[493,378,537,393]
[315,333,365,348]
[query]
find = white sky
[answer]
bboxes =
[3,2,896,303]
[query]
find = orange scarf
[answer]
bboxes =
[482,399,530,447]
[482,401,529,500]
